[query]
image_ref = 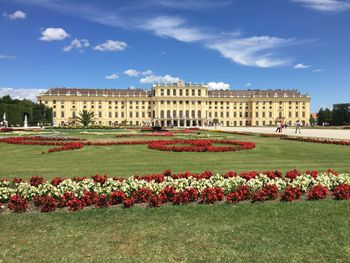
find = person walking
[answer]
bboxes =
[276,121,282,133]
[295,120,301,133]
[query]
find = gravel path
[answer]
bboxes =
[205,126,350,140]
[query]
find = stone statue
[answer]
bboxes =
[3,113,8,127]
[24,114,28,128]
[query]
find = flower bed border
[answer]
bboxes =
[0,169,349,213]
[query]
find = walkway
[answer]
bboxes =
[205,126,350,140]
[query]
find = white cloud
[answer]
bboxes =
[294,63,312,69]
[0,54,16,59]
[124,69,140,77]
[246,83,252,87]
[0,88,45,102]
[124,69,153,77]
[313,68,324,72]
[207,82,230,90]
[140,74,181,84]
[291,0,350,12]
[3,10,26,20]
[142,70,153,76]
[105,73,119,80]
[142,16,209,42]
[93,40,127,51]
[63,38,90,52]
[207,36,294,68]
[39,28,70,41]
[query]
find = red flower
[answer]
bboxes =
[281,186,303,202]
[66,198,85,211]
[8,195,29,213]
[200,187,224,204]
[308,185,328,200]
[285,169,301,181]
[332,184,350,200]
[123,198,135,208]
[148,194,164,207]
[30,176,45,187]
[227,185,250,203]
[251,184,279,203]
[132,188,154,203]
[94,195,110,208]
[51,177,64,186]
[110,191,126,205]
[40,195,57,212]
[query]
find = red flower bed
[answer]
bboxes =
[40,195,57,212]
[251,184,279,202]
[30,176,45,187]
[8,195,29,213]
[47,142,84,153]
[281,136,350,146]
[281,186,303,202]
[148,139,255,152]
[227,186,250,203]
[307,185,328,200]
[332,184,350,200]
[200,187,224,204]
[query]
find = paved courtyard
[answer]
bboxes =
[205,126,350,140]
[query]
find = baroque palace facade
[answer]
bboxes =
[37,81,311,127]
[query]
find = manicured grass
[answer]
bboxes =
[0,131,349,179]
[1,201,350,262]
[1,130,349,262]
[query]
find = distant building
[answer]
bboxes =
[37,81,311,127]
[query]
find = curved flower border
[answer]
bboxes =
[1,169,349,213]
[0,136,255,153]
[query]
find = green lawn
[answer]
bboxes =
[0,131,349,179]
[0,130,349,262]
[1,201,350,262]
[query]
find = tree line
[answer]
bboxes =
[0,95,53,126]
[317,104,350,126]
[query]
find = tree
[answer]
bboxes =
[77,110,94,127]
[309,115,316,125]
[317,108,325,125]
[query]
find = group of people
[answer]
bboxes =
[276,120,302,133]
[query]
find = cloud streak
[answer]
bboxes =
[291,0,350,12]
[16,0,304,68]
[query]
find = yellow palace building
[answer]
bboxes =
[37,81,311,127]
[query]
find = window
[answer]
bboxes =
[61,111,64,118]
[173,110,177,118]
[173,89,176,96]
[185,110,189,118]
[179,89,183,96]
[167,89,170,96]
[99,112,102,118]
[198,110,201,118]
[129,112,133,118]
[53,111,56,118]
[226,112,229,118]
[191,110,195,118]
[192,90,195,96]
[167,110,171,118]
[255,112,259,118]
[115,112,118,118]
[109,112,112,118]
[72,112,76,118]
[160,110,164,118]
[198,90,201,96]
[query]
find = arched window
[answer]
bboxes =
[179,110,183,118]
[173,110,177,118]
[191,110,195,118]
[167,110,171,118]
[160,110,164,118]
[185,110,189,118]
[198,110,201,118]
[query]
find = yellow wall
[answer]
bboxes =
[38,82,311,127]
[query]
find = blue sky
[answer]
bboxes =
[0,0,349,111]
